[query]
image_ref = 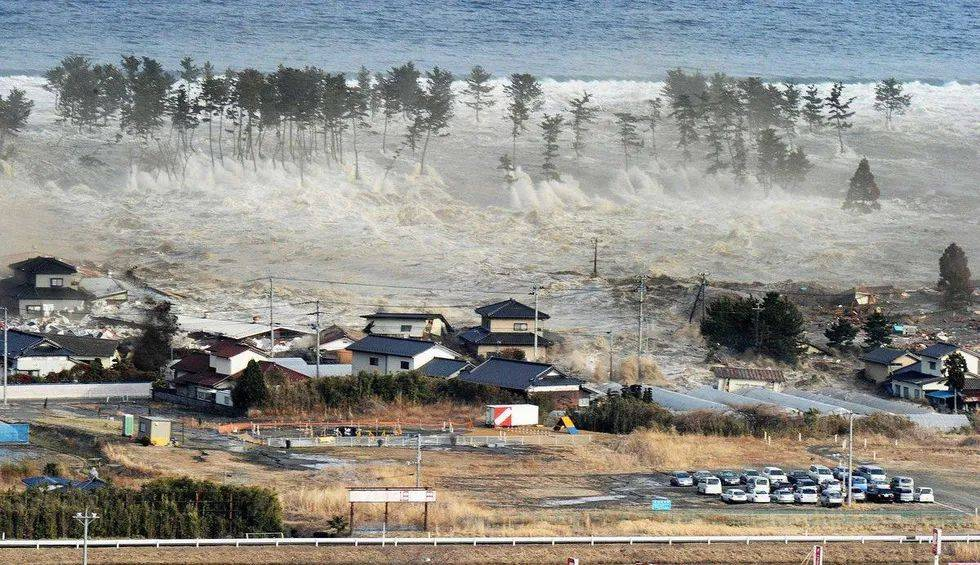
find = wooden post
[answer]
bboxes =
[384,502,389,532]
[349,502,354,536]
[423,501,429,531]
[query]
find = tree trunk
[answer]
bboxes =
[382,115,389,154]
[351,118,360,179]
[207,120,215,168]
[419,128,432,174]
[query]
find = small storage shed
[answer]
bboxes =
[137,416,172,446]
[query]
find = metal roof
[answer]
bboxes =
[418,358,472,378]
[177,315,314,340]
[474,299,549,320]
[905,413,970,431]
[783,389,886,415]
[815,388,931,415]
[460,357,582,391]
[686,386,793,412]
[860,347,913,365]
[918,342,960,359]
[458,326,553,347]
[643,387,731,413]
[737,387,851,415]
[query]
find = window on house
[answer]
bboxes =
[50,278,64,287]
[513,322,528,331]
[903,386,910,398]
[400,360,410,370]
[929,361,936,370]
[400,325,412,332]
[369,357,379,366]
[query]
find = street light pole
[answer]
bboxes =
[847,412,854,507]
[74,507,99,565]
[2,306,8,408]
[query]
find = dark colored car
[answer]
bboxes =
[718,470,741,486]
[787,470,810,485]
[670,471,694,487]
[867,485,895,503]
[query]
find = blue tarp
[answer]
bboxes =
[0,422,29,444]
[926,391,955,399]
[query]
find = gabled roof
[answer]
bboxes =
[961,377,980,392]
[0,330,49,357]
[711,366,785,383]
[918,342,961,359]
[172,351,211,374]
[361,311,451,326]
[458,326,553,347]
[209,341,267,359]
[460,357,583,391]
[474,298,549,320]
[418,358,472,378]
[347,335,451,358]
[860,347,915,365]
[889,370,946,386]
[319,325,365,344]
[32,332,119,358]
[9,256,77,275]
[1,329,117,359]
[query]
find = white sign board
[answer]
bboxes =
[348,489,436,503]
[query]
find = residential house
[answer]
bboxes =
[318,325,365,364]
[459,357,584,408]
[1,329,120,378]
[458,298,552,361]
[712,366,786,392]
[915,342,980,377]
[859,347,919,384]
[346,335,459,375]
[2,257,87,317]
[361,312,452,340]
[888,365,947,402]
[956,377,980,411]
[418,358,473,379]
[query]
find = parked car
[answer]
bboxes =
[762,466,788,485]
[747,488,770,503]
[894,487,914,503]
[746,476,771,493]
[890,476,914,490]
[832,465,851,480]
[718,470,741,486]
[794,478,817,490]
[795,486,819,504]
[740,469,761,484]
[849,487,866,502]
[721,489,748,504]
[867,484,895,503]
[773,488,796,503]
[808,464,834,484]
[820,490,844,507]
[822,479,843,494]
[856,464,887,483]
[691,470,713,484]
[698,477,722,495]
[848,475,869,492]
[787,470,810,485]
[670,471,694,487]
[914,487,935,503]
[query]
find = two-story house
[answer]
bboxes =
[458,299,552,361]
[361,312,452,340]
[346,335,459,375]
[2,257,87,317]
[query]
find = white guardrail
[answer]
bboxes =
[0,533,977,549]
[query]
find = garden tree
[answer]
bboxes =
[661,68,707,108]
[824,317,858,348]
[779,82,801,134]
[539,113,564,180]
[412,66,454,173]
[614,112,643,169]
[843,157,881,211]
[777,146,813,190]
[670,94,698,159]
[344,82,370,179]
[377,71,401,153]
[232,361,270,412]
[198,62,228,166]
[503,73,543,163]
[0,88,33,155]
[567,91,597,159]
[44,56,101,131]
[937,242,974,307]
[644,97,663,155]
[943,352,968,412]
[873,78,912,129]
[700,292,806,363]
[461,65,495,123]
[754,127,787,195]
[862,310,892,350]
[132,302,178,373]
[801,84,824,132]
[498,153,517,190]
[824,81,855,153]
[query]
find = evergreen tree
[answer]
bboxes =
[178,57,201,83]
[824,317,858,348]
[700,292,806,363]
[862,310,892,350]
[461,65,495,123]
[0,88,33,155]
[234,68,265,166]
[873,78,912,129]
[779,82,801,134]
[132,302,178,373]
[369,72,384,118]
[344,82,370,179]
[661,68,707,108]
[120,57,174,144]
[738,77,781,132]
[44,55,101,131]
[937,242,974,307]
[503,73,543,163]
[168,85,198,155]
[378,71,401,153]
[614,112,643,169]
[843,157,881,211]
[777,146,813,190]
[644,97,663,156]
[670,94,698,158]
[539,113,564,180]
[94,63,126,127]
[801,84,824,132]
[231,360,269,412]
[565,91,598,160]
[730,116,749,183]
[755,127,787,195]
[198,62,228,166]
[824,82,855,153]
[414,66,454,173]
[943,352,968,412]
[391,62,422,119]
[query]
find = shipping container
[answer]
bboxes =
[485,404,538,427]
[136,416,172,446]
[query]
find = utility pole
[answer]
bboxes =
[606,330,613,381]
[313,299,321,379]
[532,285,539,360]
[752,294,763,349]
[847,411,854,507]
[2,306,8,408]
[688,273,707,323]
[592,237,599,277]
[74,507,99,565]
[268,276,275,357]
[637,278,646,376]
[415,433,422,487]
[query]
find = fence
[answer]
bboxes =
[265,434,592,449]
[2,382,152,401]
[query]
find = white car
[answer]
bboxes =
[698,477,722,495]
[913,487,934,503]
[721,489,747,504]
[849,487,866,502]
[795,486,819,504]
[762,466,788,485]
[746,476,771,493]
[822,479,843,494]
[820,491,844,507]
[808,464,834,484]
[773,488,795,503]
[856,464,887,483]
[747,489,770,503]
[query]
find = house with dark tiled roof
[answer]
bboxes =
[888,365,947,402]
[0,329,120,378]
[2,257,87,317]
[712,366,786,392]
[346,335,460,375]
[859,347,919,384]
[458,298,552,361]
[418,358,472,379]
[915,342,980,377]
[361,312,452,340]
[459,357,584,408]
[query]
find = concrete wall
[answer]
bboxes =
[3,381,152,400]
[718,377,782,393]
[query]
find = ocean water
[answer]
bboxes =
[0,0,978,81]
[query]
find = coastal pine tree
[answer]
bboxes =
[178,57,201,84]
[670,94,698,159]
[644,97,663,156]
[843,158,881,211]
[824,317,858,348]
[614,112,643,169]
[498,153,517,191]
[198,62,228,166]
[824,82,855,153]
[738,77,781,132]
[415,67,454,173]
[369,72,384,118]
[938,243,974,307]
[862,310,892,350]
[661,68,707,109]
[234,68,265,166]
[730,120,748,183]
[344,82,370,179]
[94,63,127,127]
[44,56,101,131]
[391,62,422,119]
[755,127,786,195]
[461,65,495,123]
[777,146,813,191]
[503,73,543,163]
[801,85,824,132]
[168,85,198,155]
[873,78,912,129]
[943,353,968,412]
[539,113,564,180]
[779,82,801,135]
[567,91,597,159]
[0,88,33,156]
[378,71,401,153]
[132,302,178,373]
[121,57,174,148]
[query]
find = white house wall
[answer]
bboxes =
[15,356,76,376]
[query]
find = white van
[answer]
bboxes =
[698,477,722,495]
[746,476,771,493]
